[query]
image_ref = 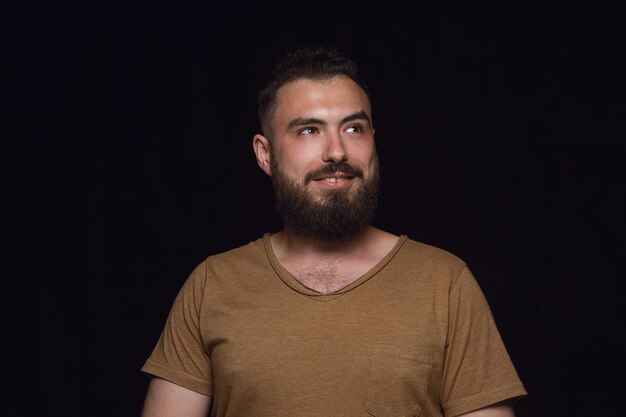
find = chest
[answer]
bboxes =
[285,257,376,294]
[200,278,448,416]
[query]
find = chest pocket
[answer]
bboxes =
[363,342,434,417]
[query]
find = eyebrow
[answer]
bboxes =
[287,117,326,130]
[341,111,371,125]
[286,111,371,130]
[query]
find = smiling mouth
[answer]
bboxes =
[316,176,353,183]
[304,162,364,185]
[312,173,356,188]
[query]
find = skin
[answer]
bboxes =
[141,378,211,417]
[141,75,517,417]
[253,76,399,290]
[255,76,378,205]
[460,402,516,417]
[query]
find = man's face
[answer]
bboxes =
[264,76,380,240]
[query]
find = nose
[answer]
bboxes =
[322,131,348,163]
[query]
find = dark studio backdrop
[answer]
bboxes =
[8,2,625,416]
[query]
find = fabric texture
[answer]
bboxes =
[142,235,526,417]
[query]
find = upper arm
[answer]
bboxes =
[441,267,527,414]
[456,401,516,417]
[141,378,212,417]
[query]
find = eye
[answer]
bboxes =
[345,124,364,133]
[298,127,319,135]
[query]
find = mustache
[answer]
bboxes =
[304,162,364,184]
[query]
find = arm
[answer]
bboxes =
[458,401,516,417]
[442,268,526,416]
[141,378,212,417]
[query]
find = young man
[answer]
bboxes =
[141,46,526,417]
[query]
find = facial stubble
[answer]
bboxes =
[270,155,380,241]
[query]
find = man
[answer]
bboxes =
[141,46,527,417]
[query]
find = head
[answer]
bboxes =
[253,46,380,241]
[257,45,370,140]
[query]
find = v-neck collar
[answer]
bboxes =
[262,233,408,302]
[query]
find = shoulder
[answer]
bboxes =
[398,237,466,269]
[387,237,469,289]
[204,236,266,263]
[182,236,274,293]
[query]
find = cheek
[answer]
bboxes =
[272,156,312,184]
[276,145,320,171]
[350,141,377,164]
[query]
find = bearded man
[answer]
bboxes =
[141,46,527,417]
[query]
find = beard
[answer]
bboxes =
[271,156,380,242]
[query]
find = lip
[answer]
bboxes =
[312,172,355,189]
[314,172,353,180]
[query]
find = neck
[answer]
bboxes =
[271,226,379,259]
[269,226,401,294]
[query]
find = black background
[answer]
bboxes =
[8,2,625,416]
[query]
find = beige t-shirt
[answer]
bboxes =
[143,235,526,417]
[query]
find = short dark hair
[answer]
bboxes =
[257,45,368,138]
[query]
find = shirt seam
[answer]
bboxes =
[449,264,469,293]
[263,233,408,301]
[443,383,526,409]
[144,359,213,386]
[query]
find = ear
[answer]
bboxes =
[253,134,272,176]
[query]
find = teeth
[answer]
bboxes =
[324,177,345,183]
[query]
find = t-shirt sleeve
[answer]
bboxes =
[440,266,527,417]
[141,262,213,396]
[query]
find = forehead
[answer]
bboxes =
[273,76,371,127]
